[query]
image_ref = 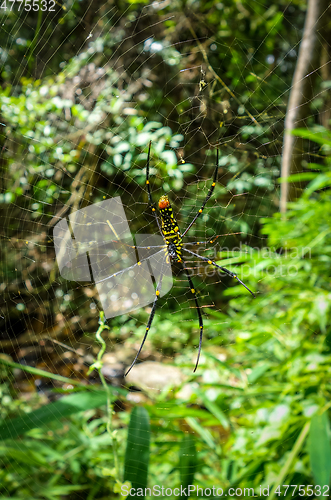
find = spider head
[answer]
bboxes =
[158,195,171,209]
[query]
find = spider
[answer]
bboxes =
[123,142,255,376]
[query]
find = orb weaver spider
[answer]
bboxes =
[123,142,255,375]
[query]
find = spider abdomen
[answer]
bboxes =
[158,195,183,262]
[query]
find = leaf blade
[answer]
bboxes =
[0,390,108,440]
[309,412,331,487]
[124,406,150,496]
[179,434,197,490]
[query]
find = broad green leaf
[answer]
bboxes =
[124,407,150,497]
[179,434,197,490]
[309,412,331,487]
[0,390,108,440]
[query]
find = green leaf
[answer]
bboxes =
[0,444,48,466]
[0,390,108,440]
[0,356,87,387]
[185,417,216,450]
[305,174,331,196]
[124,407,150,496]
[291,127,331,147]
[0,357,127,395]
[309,412,331,487]
[43,485,87,495]
[269,422,310,500]
[196,389,229,429]
[248,362,271,384]
[179,434,197,490]
[278,172,318,183]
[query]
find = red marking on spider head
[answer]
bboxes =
[158,195,170,209]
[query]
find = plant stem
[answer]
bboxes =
[95,313,121,480]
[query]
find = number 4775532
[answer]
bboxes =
[0,0,55,11]
[274,485,329,496]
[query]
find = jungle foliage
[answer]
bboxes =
[1,0,331,499]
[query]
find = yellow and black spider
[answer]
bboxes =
[125,142,255,375]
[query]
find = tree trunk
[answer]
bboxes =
[280,0,329,213]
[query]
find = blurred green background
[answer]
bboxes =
[1,0,331,498]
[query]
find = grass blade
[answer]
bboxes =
[196,389,229,429]
[124,406,150,497]
[185,417,216,450]
[268,421,310,500]
[179,434,197,491]
[309,412,331,487]
[0,390,108,440]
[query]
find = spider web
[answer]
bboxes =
[0,0,324,390]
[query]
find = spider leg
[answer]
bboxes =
[182,149,219,237]
[183,248,255,298]
[94,248,166,285]
[184,232,242,247]
[184,235,222,246]
[181,260,203,372]
[124,256,165,376]
[124,295,159,376]
[145,141,163,235]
